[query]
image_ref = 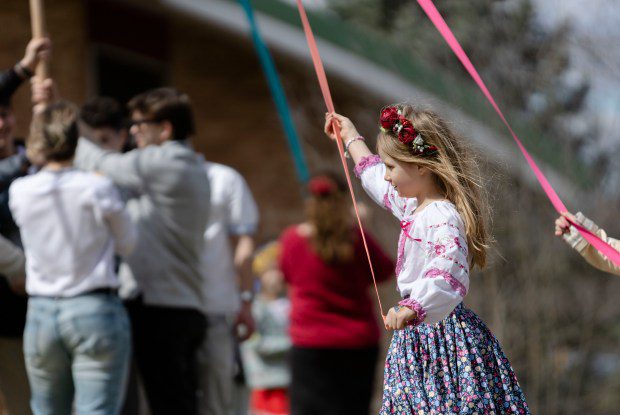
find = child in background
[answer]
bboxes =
[241,242,291,415]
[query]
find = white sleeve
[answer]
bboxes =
[92,180,137,257]
[354,154,407,220]
[226,170,259,236]
[400,215,470,325]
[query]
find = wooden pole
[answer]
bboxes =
[29,0,49,79]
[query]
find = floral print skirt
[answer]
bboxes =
[381,303,530,414]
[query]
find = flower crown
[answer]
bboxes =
[379,106,438,156]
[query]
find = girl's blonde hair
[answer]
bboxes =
[305,173,354,264]
[377,104,490,269]
[28,100,80,163]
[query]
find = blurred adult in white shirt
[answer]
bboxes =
[9,101,136,415]
[198,161,259,415]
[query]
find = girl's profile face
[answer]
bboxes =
[379,151,424,199]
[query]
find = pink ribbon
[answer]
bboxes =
[400,220,422,242]
[400,220,413,238]
[296,0,387,318]
[417,0,620,268]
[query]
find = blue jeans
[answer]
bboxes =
[24,293,131,415]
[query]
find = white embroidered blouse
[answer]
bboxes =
[355,154,470,325]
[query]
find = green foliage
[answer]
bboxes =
[330,0,577,117]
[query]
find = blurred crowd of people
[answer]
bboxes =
[0,38,394,415]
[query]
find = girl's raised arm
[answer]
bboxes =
[324,112,408,220]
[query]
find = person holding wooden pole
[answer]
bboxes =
[0,36,50,415]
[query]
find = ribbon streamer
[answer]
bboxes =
[295,0,386,318]
[416,0,620,267]
[239,0,310,183]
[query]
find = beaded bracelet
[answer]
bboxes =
[344,135,365,159]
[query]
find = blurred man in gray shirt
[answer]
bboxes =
[72,88,210,415]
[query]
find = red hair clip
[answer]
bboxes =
[308,176,337,197]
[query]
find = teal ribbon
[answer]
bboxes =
[238,0,310,183]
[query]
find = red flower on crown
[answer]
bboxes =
[398,118,416,144]
[380,107,400,130]
[308,176,336,197]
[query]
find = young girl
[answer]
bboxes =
[9,101,136,415]
[325,105,530,414]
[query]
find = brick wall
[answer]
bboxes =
[0,0,397,248]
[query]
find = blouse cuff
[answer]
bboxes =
[575,212,599,234]
[563,212,599,252]
[354,154,382,178]
[398,297,426,326]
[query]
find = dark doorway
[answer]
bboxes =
[87,0,169,103]
[95,47,166,104]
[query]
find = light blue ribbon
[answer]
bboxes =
[238,0,310,183]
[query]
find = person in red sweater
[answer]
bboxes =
[279,173,394,415]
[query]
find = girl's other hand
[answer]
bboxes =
[554,211,575,236]
[324,112,360,142]
[384,305,416,331]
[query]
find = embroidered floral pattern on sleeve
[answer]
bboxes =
[354,154,382,178]
[428,221,460,231]
[426,234,453,258]
[424,268,468,297]
[424,241,468,271]
[453,236,466,254]
[426,223,467,257]
[424,226,468,267]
